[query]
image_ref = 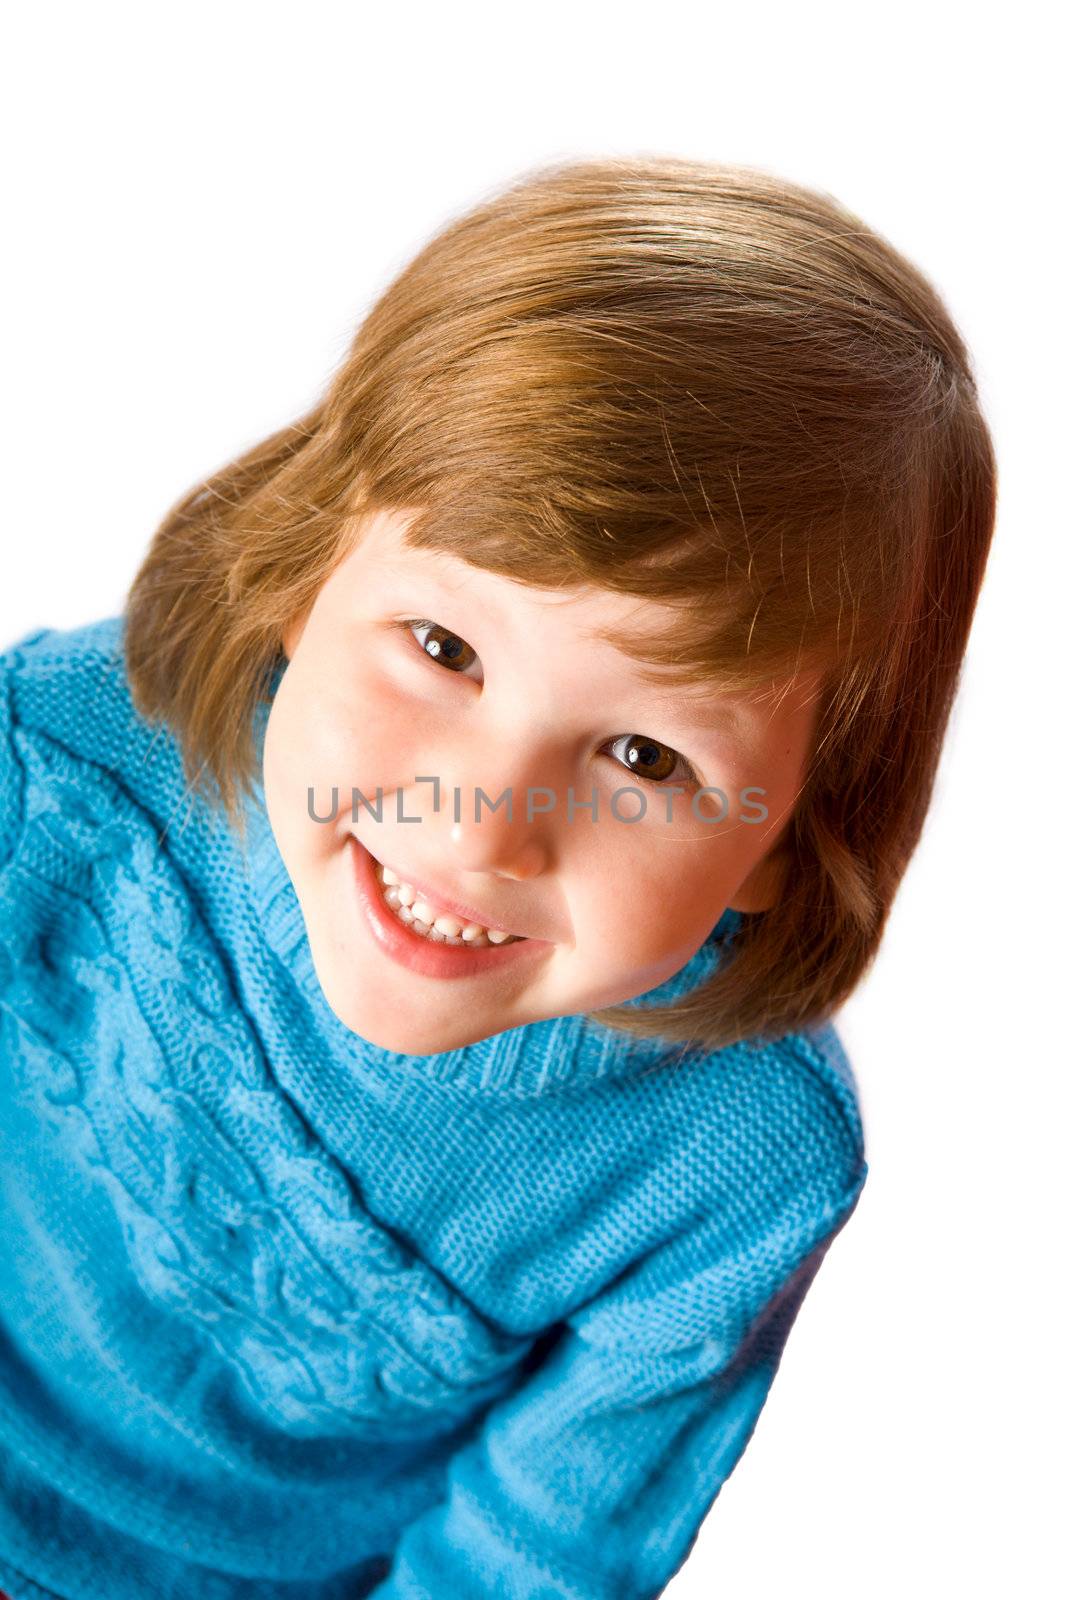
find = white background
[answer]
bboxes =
[2,4,1063,1596]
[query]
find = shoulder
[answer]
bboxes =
[711,1019,868,1219]
[597,920,866,1200]
[648,1016,869,1246]
[572,1004,869,1273]
[651,1012,867,1197]
[0,614,186,870]
[566,1019,869,1354]
[0,621,78,869]
[773,1018,866,1173]
[1,613,134,761]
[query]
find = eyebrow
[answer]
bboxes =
[623,678,751,755]
[576,616,757,746]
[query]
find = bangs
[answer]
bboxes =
[331,288,937,710]
[362,477,922,706]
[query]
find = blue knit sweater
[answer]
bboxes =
[0,616,868,1600]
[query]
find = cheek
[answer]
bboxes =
[265,659,429,847]
[575,846,722,973]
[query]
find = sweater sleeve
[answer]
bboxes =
[367,1147,868,1600]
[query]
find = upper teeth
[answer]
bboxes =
[378,865,519,944]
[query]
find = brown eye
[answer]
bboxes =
[408,619,479,674]
[608,734,688,785]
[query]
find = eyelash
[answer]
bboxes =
[392,616,701,791]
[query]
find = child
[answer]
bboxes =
[0,155,996,1599]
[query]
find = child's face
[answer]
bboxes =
[263,508,823,1055]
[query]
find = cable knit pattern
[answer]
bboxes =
[0,617,868,1600]
[1,730,528,1440]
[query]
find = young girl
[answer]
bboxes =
[0,156,996,1599]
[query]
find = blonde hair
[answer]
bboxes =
[124,154,997,1052]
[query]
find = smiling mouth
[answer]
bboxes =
[371,858,525,948]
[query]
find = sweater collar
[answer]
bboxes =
[237,664,744,1095]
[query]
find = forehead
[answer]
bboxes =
[345,506,706,654]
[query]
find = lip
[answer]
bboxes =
[349,834,554,982]
[353,833,537,941]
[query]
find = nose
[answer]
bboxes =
[438,738,561,881]
[450,821,547,881]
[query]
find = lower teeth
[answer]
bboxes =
[376,869,517,948]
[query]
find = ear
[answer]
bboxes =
[728,835,794,914]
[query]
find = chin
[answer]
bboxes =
[314,976,481,1057]
[296,918,470,1055]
